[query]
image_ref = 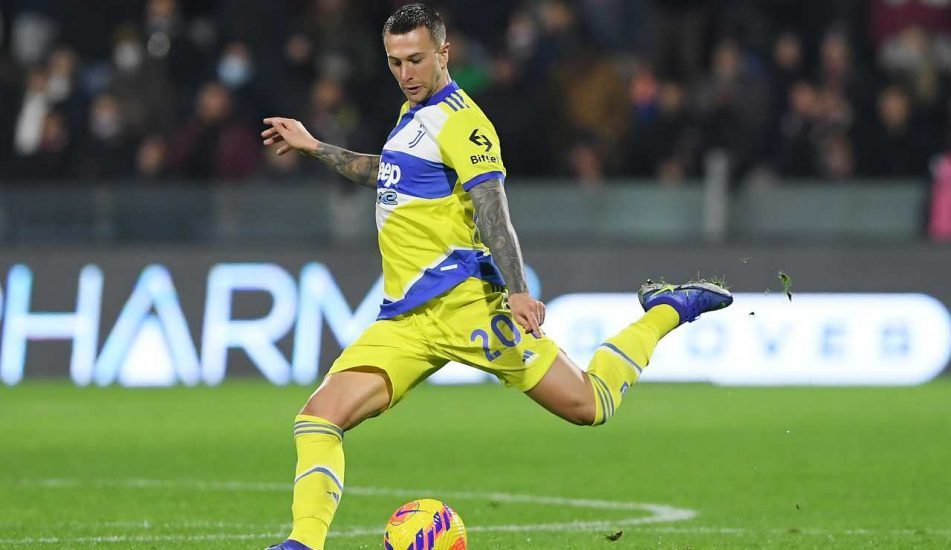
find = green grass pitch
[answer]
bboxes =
[2,380,951,549]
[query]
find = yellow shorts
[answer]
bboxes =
[328,277,559,406]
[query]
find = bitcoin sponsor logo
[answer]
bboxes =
[470,154,499,165]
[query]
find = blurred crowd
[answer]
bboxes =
[1,0,950,187]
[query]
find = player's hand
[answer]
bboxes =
[508,292,545,338]
[261,117,321,156]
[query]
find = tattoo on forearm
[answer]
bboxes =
[469,179,529,294]
[308,144,379,188]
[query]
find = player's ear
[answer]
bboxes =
[438,41,450,70]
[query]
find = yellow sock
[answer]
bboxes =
[288,415,345,549]
[587,304,679,425]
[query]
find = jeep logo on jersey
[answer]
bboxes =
[378,161,401,187]
[469,129,493,152]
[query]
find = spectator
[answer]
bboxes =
[551,42,628,176]
[816,28,874,112]
[13,110,75,180]
[695,38,770,178]
[136,135,170,180]
[568,141,605,188]
[818,133,855,181]
[170,82,258,181]
[217,41,259,111]
[109,25,176,138]
[773,81,820,178]
[304,77,359,154]
[477,56,549,176]
[0,0,949,187]
[855,85,933,177]
[78,93,137,180]
[278,33,319,113]
[625,75,699,181]
[769,32,805,121]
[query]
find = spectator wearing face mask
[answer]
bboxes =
[78,93,137,180]
[217,40,268,118]
[110,25,176,138]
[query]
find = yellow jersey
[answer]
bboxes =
[375,81,506,319]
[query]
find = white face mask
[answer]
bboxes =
[218,55,251,88]
[114,42,143,72]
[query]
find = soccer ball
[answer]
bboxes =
[383,498,467,550]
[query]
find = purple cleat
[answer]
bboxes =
[265,540,312,550]
[638,280,733,325]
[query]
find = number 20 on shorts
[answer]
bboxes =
[470,314,522,361]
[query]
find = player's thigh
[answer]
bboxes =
[302,368,392,430]
[524,350,597,426]
[313,317,445,429]
[434,279,559,392]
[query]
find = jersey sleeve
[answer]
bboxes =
[437,110,506,192]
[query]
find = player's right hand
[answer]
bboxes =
[509,292,545,339]
[261,117,320,156]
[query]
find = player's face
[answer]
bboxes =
[384,27,449,105]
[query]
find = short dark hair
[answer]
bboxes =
[382,3,446,46]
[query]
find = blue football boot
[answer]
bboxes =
[265,540,312,550]
[638,280,733,325]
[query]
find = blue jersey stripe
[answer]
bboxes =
[444,93,464,111]
[379,150,457,198]
[424,81,460,107]
[462,170,505,191]
[451,92,469,109]
[378,250,505,319]
[386,82,462,142]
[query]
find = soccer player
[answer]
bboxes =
[261,4,732,549]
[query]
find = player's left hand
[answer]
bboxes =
[508,293,545,338]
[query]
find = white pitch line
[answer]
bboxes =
[0,477,695,545]
[18,477,691,512]
[6,478,950,546]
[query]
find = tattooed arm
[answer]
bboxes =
[469,178,546,336]
[261,117,378,188]
[306,143,379,189]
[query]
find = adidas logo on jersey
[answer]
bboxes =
[378,161,402,187]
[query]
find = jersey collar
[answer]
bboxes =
[419,80,460,109]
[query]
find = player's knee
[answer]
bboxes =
[299,370,392,430]
[562,398,598,427]
[299,397,351,430]
[577,404,599,427]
